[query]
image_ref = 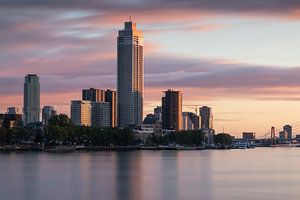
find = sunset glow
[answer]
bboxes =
[1,0,300,136]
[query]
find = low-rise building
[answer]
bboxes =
[242,132,256,140]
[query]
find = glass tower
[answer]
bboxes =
[23,74,40,125]
[117,21,144,128]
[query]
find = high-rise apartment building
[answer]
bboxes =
[105,89,117,127]
[42,106,57,125]
[200,106,213,130]
[162,89,182,131]
[23,74,40,125]
[91,102,111,127]
[71,100,91,126]
[82,88,105,102]
[117,21,144,128]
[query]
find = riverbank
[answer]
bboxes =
[0,145,209,152]
[2,144,298,153]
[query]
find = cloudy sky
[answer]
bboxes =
[1,0,300,136]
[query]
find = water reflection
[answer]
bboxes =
[115,152,142,200]
[1,149,300,200]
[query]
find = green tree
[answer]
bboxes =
[214,133,232,146]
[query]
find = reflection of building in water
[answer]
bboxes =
[116,152,142,200]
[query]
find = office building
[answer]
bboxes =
[105,89,117,127]
[117,21,144,128]
[162,89,182,131]
[23,74,40,125]
[42,106,57,125]
[91,102,110,127]
[71,100,91,126]
[200,106,213,130]
[82,88,105,102]
[283,125,292,140]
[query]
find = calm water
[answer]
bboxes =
[0,148,300,200]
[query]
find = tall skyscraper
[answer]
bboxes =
[82,88,105,102]
[71,100,91,126]
[117,21,144,128]
[42,106,57,125]
[23,74,40,125]
[105,89,117,127]
[162,89,182,131]
[91,102,111,127]
[283,125,292,140]
[200,106,213,130]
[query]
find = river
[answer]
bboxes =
[0,148,299,200]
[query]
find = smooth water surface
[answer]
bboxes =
[0,148,300,200]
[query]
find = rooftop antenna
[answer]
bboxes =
[129,16,132,21]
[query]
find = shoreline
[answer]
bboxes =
[0,145,221,152]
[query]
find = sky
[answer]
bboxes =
[0,0,300,137]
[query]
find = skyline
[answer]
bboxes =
[0,1,300,136]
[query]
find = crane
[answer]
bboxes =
[183,105,201,116]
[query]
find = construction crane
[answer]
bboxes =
[183,105,201,115]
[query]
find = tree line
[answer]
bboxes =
[0,114,232,147]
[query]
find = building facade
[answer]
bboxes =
[23,74,40,125]
[105,89,117,127]
[42,106,57,125]
[82,88,105,102]
[182,112,194,130]
[182,112,199,130]
[162,89,182,131]
[154,106,162,122]
[279,130,288,140]
[283,125,292,140]
[200,106,213,130]
[91,102,111,127]
[117,21,144,128]
[71,100,91,126]
[242,132,256,140]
